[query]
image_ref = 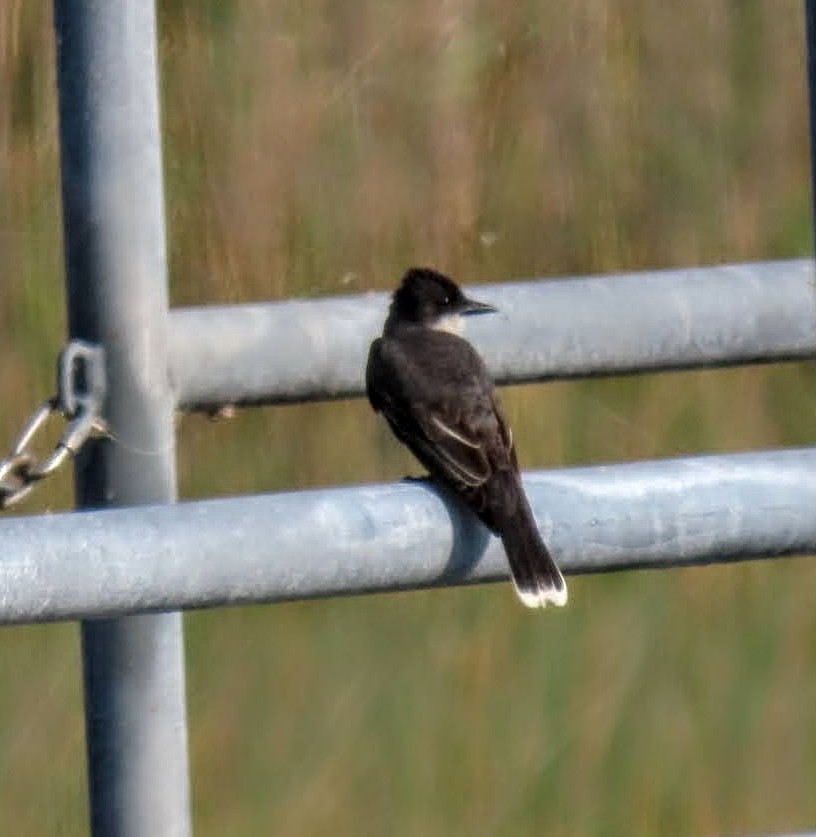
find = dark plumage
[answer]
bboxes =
[366,267,568,608]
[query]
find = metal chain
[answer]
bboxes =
[0,341,107,510]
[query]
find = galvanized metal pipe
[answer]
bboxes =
[54,1,191,834]
[169,259,816,409]
[0,448,814,624]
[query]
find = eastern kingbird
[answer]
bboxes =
[366,267,568,608]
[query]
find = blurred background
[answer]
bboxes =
[2,1,816,834]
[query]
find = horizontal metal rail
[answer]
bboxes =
[1,447,814,624]
[169,259,816,409]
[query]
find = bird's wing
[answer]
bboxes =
[489,388,518,470]
[366,334,510,490]
[388,390,492,488]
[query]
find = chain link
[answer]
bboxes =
[0,341,107,510]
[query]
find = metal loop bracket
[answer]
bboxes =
[59,340,106,418]
[0,340,107,509]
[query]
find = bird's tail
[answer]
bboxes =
[500,499,568,608]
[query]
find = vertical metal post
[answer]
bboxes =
[53,2,192,835]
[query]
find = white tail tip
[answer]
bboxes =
[515,579,569,609]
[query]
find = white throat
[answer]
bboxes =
[432,313,465,336]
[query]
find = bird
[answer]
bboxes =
[366,267,568,608]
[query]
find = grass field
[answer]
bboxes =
[2,2,816,834]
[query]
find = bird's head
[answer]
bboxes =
[386,267,496,336]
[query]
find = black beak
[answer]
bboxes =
[461,296,498,316]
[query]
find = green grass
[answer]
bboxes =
[2,1,816,834]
